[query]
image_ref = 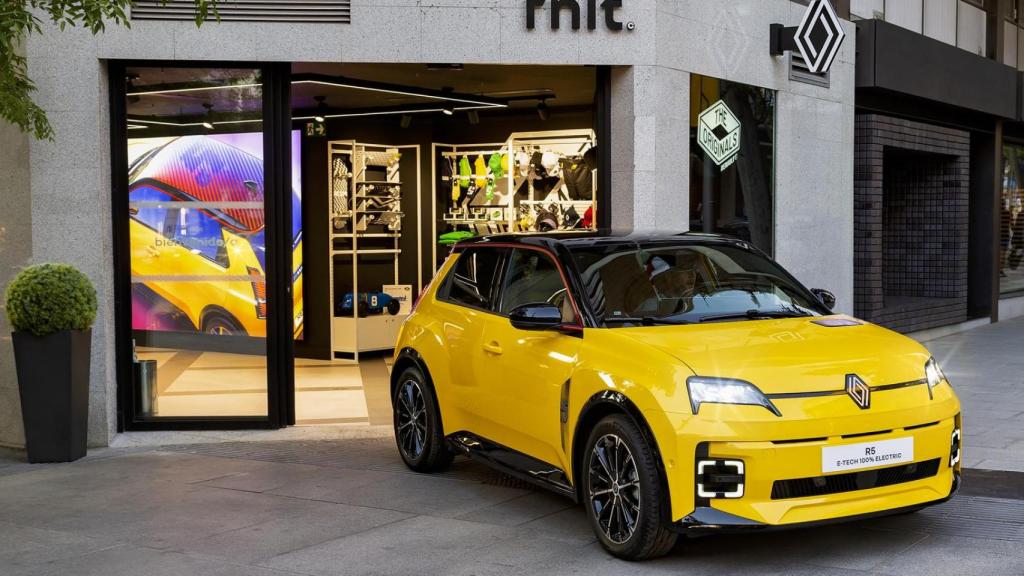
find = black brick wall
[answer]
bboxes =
[854,115,970,334]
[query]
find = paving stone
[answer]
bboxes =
[0,521,120,576]
[174,500,411,564]
[26,544,297,576]
[455,490,576,527]
[260,515,519,576]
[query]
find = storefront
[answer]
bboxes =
[852,17,1020,335]
[0,0,857,443]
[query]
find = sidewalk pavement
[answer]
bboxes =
[922,316,1024,472]
[1,438,1024,576]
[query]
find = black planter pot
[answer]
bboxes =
[12,329,91,463]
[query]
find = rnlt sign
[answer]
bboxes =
[526,0,627,31]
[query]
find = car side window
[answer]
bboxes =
[442,248,504,310]
[499,249,575,323]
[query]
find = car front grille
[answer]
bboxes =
[770,458,941,500]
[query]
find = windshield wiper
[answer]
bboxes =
[602,316,693,326]
[697,309,813,323]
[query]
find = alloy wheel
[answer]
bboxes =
[588,433,641,544]
[396,379,427,460]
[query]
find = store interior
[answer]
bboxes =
[124,63,600,424]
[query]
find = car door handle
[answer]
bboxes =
[482,341,503,355]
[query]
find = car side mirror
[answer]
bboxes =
[811,288,836,311]
[509,303,564,331]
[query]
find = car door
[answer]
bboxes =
[475,247,583,469]
[430,247,507,433]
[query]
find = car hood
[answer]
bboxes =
[614,316,931,394]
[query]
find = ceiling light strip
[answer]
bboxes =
[291,79,506,108]
[127,82,262,97]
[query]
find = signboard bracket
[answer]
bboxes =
[769,24,798,56]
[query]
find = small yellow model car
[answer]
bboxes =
[391,233,961,560]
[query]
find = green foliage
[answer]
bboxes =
[1,0,218,141]
[4,263,97,336]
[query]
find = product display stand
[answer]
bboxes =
[328,141,421,362]
[432,129,597,272]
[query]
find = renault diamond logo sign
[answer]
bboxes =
[846,374,870,410]
[795,0,846,74]
[770,0,846,75]
[697,100,740,169]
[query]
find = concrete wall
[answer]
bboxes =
[0,120,32,448]
[12,0,856,446]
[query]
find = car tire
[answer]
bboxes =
[392,365,453,473]
[583,415,678,560]
[201,310,245,336]
[357,300,370,317]
[386,299,402,316]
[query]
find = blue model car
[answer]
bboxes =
[336,292,402,317]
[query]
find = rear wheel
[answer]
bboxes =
[583,415,677,560]
[393,366,452,472]
[201,310,245,336]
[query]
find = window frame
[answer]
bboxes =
[497,247,576,321]
[437,247,509,314]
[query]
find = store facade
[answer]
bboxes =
[851,6,1023,335]
[0,0,856,446]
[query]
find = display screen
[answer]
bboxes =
[127,131,304,339]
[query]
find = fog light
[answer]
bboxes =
[697,459,745,498]
[950,428,961,468]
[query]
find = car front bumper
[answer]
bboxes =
[649,387,962,525]
[674,469,958,535]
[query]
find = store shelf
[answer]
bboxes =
[332,249,402,255]
[331,232,402,238]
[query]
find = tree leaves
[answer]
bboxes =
[0,0,218,141]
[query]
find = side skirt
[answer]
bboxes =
[446,431,577,502]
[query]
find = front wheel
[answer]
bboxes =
[392,366,453,472]
[583,415,677,560]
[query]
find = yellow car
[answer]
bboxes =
[391,233,961,560]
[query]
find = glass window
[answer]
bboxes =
[690,75,775,255]
[126,66,269,419]
[570,242,824,326]
[443,248,505,310]
[1001,144,1024,296]
[499,249,574,322]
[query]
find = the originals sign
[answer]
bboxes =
[526,0,630,31]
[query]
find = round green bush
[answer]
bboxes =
[4,264,97,336]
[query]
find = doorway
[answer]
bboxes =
[113,61,605,429]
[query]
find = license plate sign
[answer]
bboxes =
[822,437,914,473]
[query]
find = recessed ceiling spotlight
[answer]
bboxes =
[313,95,327,123]
[202,102,215,130]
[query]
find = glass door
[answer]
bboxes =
[114,63,292,426]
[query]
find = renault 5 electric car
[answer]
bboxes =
[390,233,961,560]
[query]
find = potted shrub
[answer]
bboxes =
[4,264,97,463]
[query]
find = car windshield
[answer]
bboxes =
[569,241,825,326]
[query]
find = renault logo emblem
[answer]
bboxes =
[769,0,847,75]
[846,374,870,410]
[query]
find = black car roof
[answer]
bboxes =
[454,231,755,252]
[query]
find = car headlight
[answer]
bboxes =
[687,377,781,417]
[925,357,947,388]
